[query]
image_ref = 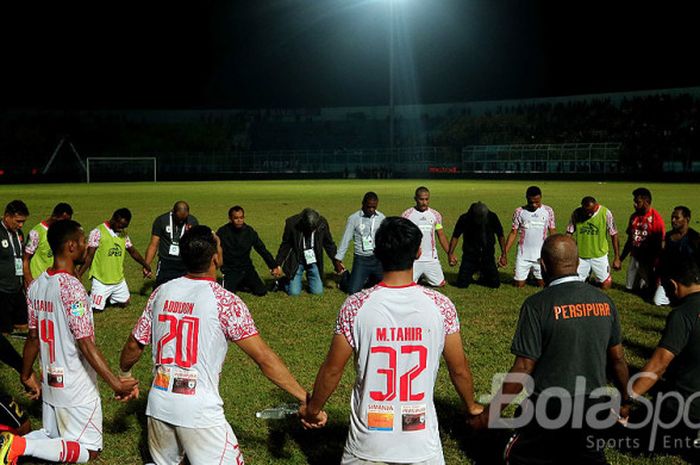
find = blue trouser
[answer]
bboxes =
[345,254,383,294]
[286,263,323,296]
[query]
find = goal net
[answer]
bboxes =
[86,157,157,183]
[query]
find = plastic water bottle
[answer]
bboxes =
[255,403,299,419]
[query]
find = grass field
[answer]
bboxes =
[1,179,699,465]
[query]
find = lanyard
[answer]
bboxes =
[1,221,21,258]
[361,213,376,237]
[169,213,187,243]
[302,231,315,249]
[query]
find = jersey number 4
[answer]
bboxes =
[370,345,427,402]
[156,315,200,368]
[39,319,56,363]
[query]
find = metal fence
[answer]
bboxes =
[460,143,622,174]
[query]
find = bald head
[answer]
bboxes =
[172,201,190,223]
[541,234,579,279]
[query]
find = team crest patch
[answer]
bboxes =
[70,301,86,317]
[1,240,7,248]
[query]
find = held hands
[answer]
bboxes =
[334,261,346,275]
[466,404,488,430]
[270,266,283,278]
[612,258,622,271]
[498,255,508,268]
[448,254,458,267]
[299,396,328,429]
[21,372,41,401]
[113,376,140,402]
[142,265,153,279]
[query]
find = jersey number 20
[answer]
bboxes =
[156,315,200,368]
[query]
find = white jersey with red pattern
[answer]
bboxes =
[335,283,460,463]
[511,205,556,261]
[401,207,444,262]
[26,269,98,408]
[132,275,258,429]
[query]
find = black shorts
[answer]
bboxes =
[0,394,28,434]
[0,290,28,333]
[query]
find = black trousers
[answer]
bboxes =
[222,266,267,296]
[455,253,500,288]
[506,398,609,465]
[0,290,28,333]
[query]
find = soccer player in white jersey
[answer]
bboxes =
[502,186,556,288]
[401,187,450,287]
[301,217,482,465]
[119,225,314,465]
[0,220,138,464]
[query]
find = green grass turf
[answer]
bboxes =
[1,179,699,464]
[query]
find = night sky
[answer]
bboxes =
[1,1,698,109]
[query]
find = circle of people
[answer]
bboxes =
[1,184,699,465]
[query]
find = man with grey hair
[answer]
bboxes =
[275,208,341,296]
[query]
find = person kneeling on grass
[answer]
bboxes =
[1,219,138,465]
[77,208,152,312]
[119,225,316,464]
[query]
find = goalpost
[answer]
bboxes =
[86,157,157,183]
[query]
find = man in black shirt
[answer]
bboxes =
[144,201,199,287]
[0,201,29,336]
[469,235,629,464]
[622,254,700,458]
[448,201,505,289]
[216,205,280,296]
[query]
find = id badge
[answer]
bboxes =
[362,235,374,252]
[169,244,180,256]
[303,248,317,265]
[14,258,23,276]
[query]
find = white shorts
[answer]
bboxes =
[514,256,542,281]
[42,398,103,451]
[653,285,670,306]
[90,278,130,310]
[578,256,611,283]
[341,449,444,465]
[147,417,243,465]
[412,261,445,287]
[625,257,654,291]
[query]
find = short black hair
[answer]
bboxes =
[526,186,542,198]
[660,253,700,287]
[4,200,29,216]
[362,192,378,204]
[632,187,652,203]
[113,208,132,222]
[674,206,691,220]
[52,203,73,217]
[415,186,430,197]
[374,217,422,272]
[581,196,596,207]
[228,205,245,217]
[47,220,83,255]
[180,225,216,273]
